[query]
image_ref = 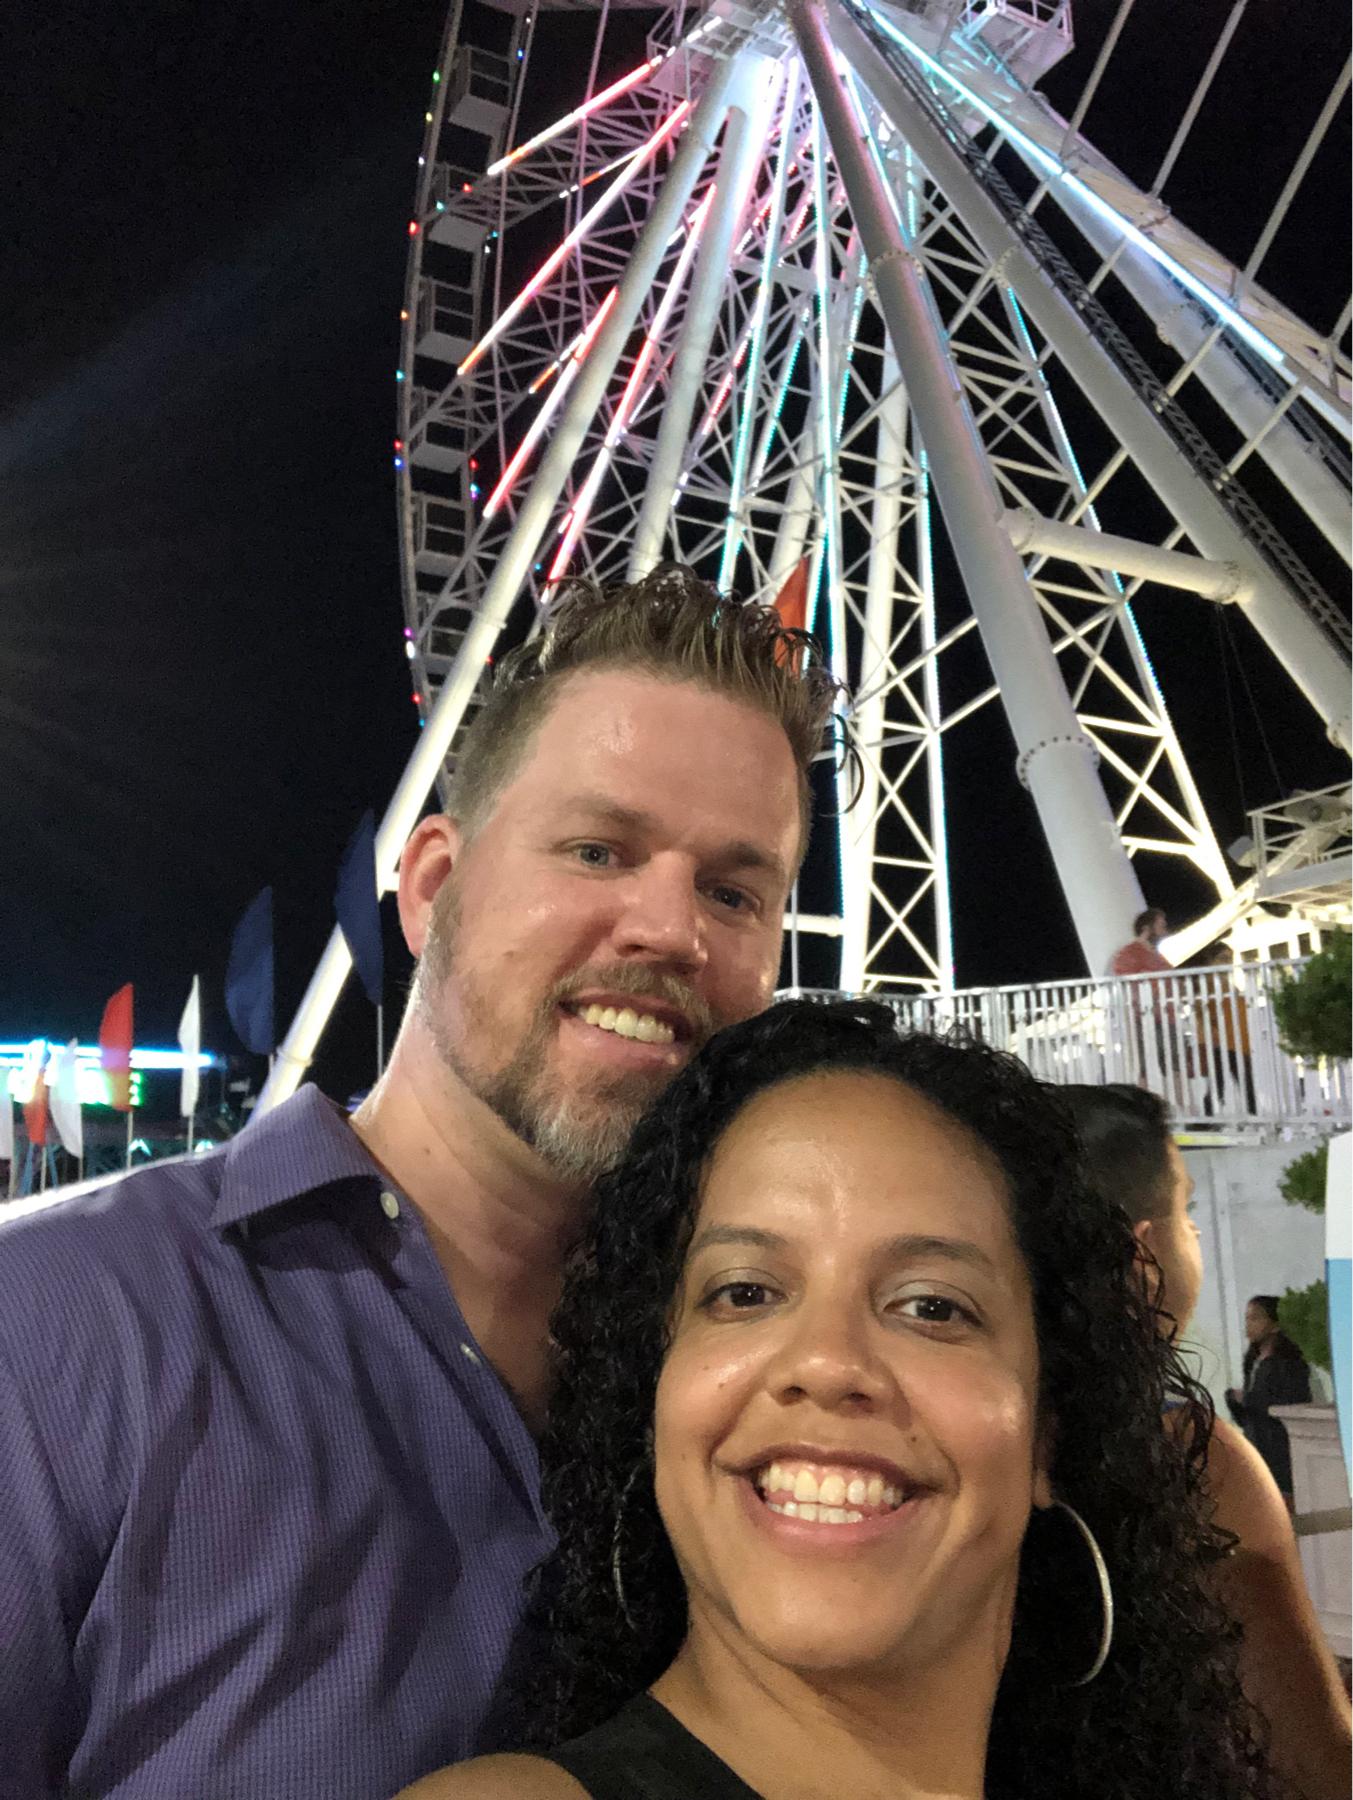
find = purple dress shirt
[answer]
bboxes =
[0,1086,553,1798]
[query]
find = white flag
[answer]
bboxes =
[47,1040,83,1160]
[179,976,202,1120]
[0,1069,13,1163]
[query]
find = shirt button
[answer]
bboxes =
[379,1190,400,1221]
[460,1343,481,1366]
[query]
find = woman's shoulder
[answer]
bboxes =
[396,1752,590,1800]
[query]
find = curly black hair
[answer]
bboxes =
[525,999,1277,1798]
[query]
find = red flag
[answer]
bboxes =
[100,983,135,1112]
[772,559,810,670]
[23,1050,49,1148]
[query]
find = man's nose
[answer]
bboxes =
[612,859,708,972]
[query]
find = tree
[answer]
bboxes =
[1272,931,1349,1374]
[1272,928,1351,1062]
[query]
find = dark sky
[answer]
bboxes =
[2,1,1347,1104]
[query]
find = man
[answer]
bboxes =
[0,566,841,1797]
[1109,906,1183,1097]
[1110,906,1171,977]
[1063,1084,1352,1800]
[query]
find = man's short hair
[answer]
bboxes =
[1133,907,1166,937]
[1060,1082,1174,1224]
[445,562,847,858]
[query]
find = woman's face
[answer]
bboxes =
[653,1070,1051,1682]
[1244,1300,1275,1344]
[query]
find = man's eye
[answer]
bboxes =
[574,843,614,868]
[708,884,753,913]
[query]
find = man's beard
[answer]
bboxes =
[416,882,715,1183]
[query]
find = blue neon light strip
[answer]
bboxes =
[0,1044,220,1070]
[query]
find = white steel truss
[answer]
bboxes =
[260,0,1351,1109]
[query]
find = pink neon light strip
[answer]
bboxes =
[458,99,692,377]
[547,188,718,582]
[482,289,619,519]
[486,55,666,178]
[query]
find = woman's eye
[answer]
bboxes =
[706,1280,774,1312]
[896,1293,975,1327]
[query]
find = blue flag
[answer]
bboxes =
[336,810,384,1006]
[225,887,275,1055]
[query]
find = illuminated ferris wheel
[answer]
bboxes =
[268,0,1353,1096]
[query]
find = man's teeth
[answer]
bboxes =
[755,1461,906,1518]
[577,1003,675,1045]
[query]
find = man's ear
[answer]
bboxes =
[1132,1217,1160,1291]
[396,814,463,958]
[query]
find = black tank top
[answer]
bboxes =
[542,1694,764,1799]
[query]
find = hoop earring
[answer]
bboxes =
[1048,1499,1114,1687]
[611,1464,643,1633]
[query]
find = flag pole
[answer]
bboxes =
[126,1109,133,1171]
[39,1145,48,1193]
[185,1108,194,1156]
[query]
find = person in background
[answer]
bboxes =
[1110,906,1172,977]
[1063,1084,1350,1800]
[1227,1295,1313,1503]
[0,566,840,1799]
[1109,908,1185,1098]
[404,1003,1277,1800]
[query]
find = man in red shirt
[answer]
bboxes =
[1111,906,1172,976]
[1110,907,1181,1094]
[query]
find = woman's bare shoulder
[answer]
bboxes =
[396,1752,590,1800]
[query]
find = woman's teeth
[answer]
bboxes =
[576,1003,675,1045]
[754,1461,906,1525]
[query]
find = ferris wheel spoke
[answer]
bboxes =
[797,0,1146,970]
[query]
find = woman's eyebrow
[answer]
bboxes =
[687,1227,997,1278]
[687,1225,789,1256]
[879,1233,999,1276]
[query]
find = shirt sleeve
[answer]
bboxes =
[0,1222,127,1799]
[0,1334,87,1794]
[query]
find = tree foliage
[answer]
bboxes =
[1272,929,1352,1061]
[1279,1142,1329,1214]
[1279,1279,1332,1373]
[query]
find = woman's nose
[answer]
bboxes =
[764,1301,895,1413]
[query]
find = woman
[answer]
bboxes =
[404,1002,1274,1799]
[1064,1084,1350,1799]
[1227,1295,1313,1503]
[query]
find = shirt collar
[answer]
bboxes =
[211,1085,384,1229]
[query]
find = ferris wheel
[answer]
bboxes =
[266,0,1352,1103]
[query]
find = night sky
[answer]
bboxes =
[3,0,1348,1106]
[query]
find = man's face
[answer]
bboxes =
[1140,1142,1203,1336]
[414,670,803,1181]
[1143,912,1168,946]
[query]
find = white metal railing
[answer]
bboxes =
[782,958,1350,1130]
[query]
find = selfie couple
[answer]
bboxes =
[3,568,1342,1799]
